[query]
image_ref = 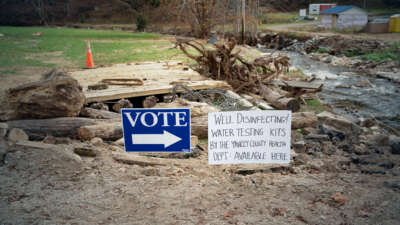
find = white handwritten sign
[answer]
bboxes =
[208,110,291,165]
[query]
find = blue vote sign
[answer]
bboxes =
[121,108,191,152]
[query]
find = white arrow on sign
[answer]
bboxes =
[131,130,182,148]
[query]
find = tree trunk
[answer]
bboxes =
[7,117,97,140]
[260,85,300,112]
[77,122,123,141]
[80,107,121,120]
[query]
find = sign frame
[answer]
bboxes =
[208,110,292,165]
[121,108,191,153]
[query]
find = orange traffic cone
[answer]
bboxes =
[85,40,94,69]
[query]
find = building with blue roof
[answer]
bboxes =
[320,5,368,29]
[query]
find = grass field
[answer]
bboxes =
[0,26,186,75]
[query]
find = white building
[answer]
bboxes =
[320,6,368,29]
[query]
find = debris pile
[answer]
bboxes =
[302,35,387,55]
[175,39,289,93]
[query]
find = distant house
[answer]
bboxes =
[320,6,368,29]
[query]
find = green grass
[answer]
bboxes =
[313,48,329,54]
[362,42,400,62]
[0,26,185,75]
[260,12,298,24]
[259,11,320,26]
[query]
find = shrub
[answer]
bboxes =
[136,14,147,31]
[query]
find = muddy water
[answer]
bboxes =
[263,50,400,130]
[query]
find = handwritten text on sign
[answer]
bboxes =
[208,110,291,165]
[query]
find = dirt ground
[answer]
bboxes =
[1,28,399,225]
[1,139,399,225]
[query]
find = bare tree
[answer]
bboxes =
[162,0,225,37]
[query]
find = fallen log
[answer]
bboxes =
[113,153,168,166]
[260,85,300,112]
[77,122,123,141]
[292,112,318,129]
[72,114,208,141]
[80,107,121,120]
[191,115,208,138]
[7,117,97,140]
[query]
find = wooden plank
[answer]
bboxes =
[84,80,231,103]
[112,152,190,167]
[270,80,323,90]
[69,61,231,103]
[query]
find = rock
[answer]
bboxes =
[74,146,96,157]
[353,144,368,155]
[356,79,373,88]
[392,167,400,176]
[319,124,345,141]
[0,122,8,138]
[366,134,389,147]
[112,99,133,113]
[7,128,28,142]
[292,112,318,129]
[308,159,324,171]
[141,168,162,176]
[389,136,400,155]
[322,56,332,63]
[331,192,349,204]
[379,160,394,169]
[352,156,386,166]
[90,137,103,145]
[0,69,85,121]
[293,154,310,166]
[361,167,386,175]
[305,134,330,142]
[321,141,336,155]
[359,117,376,128]
[389,135,400,146]
[113,138,125,146]
[302,127,318,135]
[305,142,322,155]
[231,175,244,183]
[317,111,361,136]
[90,102,109,111]
[42,136,72,144]
[142,96,158,108]
[293,141,306,153]
[391,143,400,155]
[0,139,8,165]
[383,180,400,190]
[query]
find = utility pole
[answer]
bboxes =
[241,0,245,43]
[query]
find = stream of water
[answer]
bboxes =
[262,50,400,130]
